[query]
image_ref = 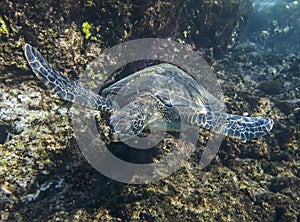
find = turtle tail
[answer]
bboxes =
[24,43,114,112]
[186,111,274,140]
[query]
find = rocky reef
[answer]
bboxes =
[0,0,299,221]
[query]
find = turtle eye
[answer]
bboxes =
[156,95,172,107]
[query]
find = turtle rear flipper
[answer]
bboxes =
[24,43,114,112]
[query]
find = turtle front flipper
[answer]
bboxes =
[184,111,274,140]
[24,43,114,112]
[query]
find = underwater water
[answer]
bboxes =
[252,0,283,12]
[242,0,300,53]
[0,0,299,221]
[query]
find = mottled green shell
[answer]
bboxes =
[102,63,224,113]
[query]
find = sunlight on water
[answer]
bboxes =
[252,0,281,12]
[252,0,299,12]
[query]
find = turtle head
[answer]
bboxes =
[109,101,150,142]
[109,112,143,142]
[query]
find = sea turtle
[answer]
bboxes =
[23,43,273,141]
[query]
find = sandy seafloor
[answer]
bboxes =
[0,0,299,221]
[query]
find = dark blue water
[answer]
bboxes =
[241,0,300,54]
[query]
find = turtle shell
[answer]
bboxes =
[101,63,224,113]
